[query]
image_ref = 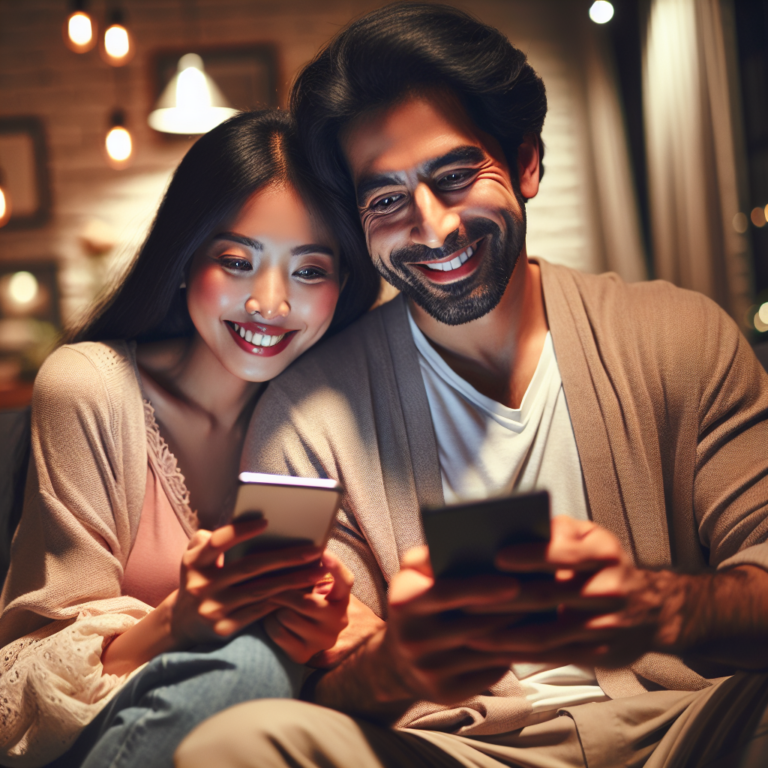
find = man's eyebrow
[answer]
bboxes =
[356,174,404,206]
[213,232,263,250]
[421,146,486,176]
[356,145,487,205]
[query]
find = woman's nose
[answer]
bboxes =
[245,269,290,320]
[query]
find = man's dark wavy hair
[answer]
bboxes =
[291,2,547,211]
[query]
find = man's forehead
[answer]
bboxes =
[341,93,489,184]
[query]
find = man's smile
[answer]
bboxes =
[409,238,484,284]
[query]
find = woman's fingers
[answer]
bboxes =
[318,550,354,603]
[187,518,268,568]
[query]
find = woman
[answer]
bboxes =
[0,110,380,768]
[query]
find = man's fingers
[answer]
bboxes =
[393,573,520,616]
[496,517,627,573]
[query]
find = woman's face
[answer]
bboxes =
[187,182,340,382]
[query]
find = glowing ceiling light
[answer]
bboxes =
[105,110,132,167]
[103,9,132,66]
[589,1,615,24]
[65,2,96,53]
[8,271,39,305]
[148,54,238,135]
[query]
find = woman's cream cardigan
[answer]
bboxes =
[0,341,196,767]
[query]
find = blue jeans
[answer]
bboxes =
[49,626,303,768]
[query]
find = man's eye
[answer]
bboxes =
[220,257,252,271]
[437,170,474,189]
[370,193,405,214]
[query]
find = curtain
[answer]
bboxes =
[643,0,752,326]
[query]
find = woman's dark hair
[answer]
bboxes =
[291,2,547,209]
[67,109,380,344]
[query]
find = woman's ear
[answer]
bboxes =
[517,133,541,200]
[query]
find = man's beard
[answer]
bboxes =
[373,208,526,326]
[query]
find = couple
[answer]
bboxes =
[4,4,768,768]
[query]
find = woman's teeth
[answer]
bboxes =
[424,245,474,272]
[232,323,286,347]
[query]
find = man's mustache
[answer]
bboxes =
[389,219,501,270]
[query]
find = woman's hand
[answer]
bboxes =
[168,516,331,648]
[263,550,354,664]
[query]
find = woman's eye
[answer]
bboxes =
[220,257,252,271]
[294,266,328,281]
[370,193,405,214]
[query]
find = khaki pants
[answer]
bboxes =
[175,673,768,768]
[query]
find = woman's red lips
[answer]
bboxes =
[225,321,297,357]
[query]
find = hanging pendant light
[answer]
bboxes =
[148,54,238,135]
[64,0,97,53]
[105,109,133,168]
[102,8,133,66]
[0,168,11,228]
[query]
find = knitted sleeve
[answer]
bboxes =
[0,343,152,767]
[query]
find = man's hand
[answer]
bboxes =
[469,516,768,672]
[465,516,663,668]
[314,546,525,716]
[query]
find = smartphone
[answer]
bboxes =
[224,472,343,563]
[421,489,551,579]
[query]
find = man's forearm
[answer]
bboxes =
[653,564,768,669]
[311,628,416,723]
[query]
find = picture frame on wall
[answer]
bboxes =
[0,117,52,230]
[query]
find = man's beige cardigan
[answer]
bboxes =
[245,259,768,735]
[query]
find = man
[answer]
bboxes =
[176,4,768,766]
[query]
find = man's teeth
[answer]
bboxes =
[232,323,286,347]
[424,245,475,271]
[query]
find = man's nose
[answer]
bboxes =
[411,183,460,249]
[246,267,290,320]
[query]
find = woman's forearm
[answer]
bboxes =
[101,591,184,677]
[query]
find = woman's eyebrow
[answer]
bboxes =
[292,244,335,257]
[213,232,263,250]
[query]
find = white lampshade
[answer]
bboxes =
[148,53,238,135]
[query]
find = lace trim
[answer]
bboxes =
[142,399,199,534]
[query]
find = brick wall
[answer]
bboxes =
[0,0,613,326]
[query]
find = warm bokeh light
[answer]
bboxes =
[750,207,766,228]
[8,272,39,305]
[0,186,9,227]
[589,1,615,24]
[106,126,132,163]
[732,212,748,233]
[755,309,768,333]
[104,24,130,60]
[66,11,96,52]
[759,302,768,326]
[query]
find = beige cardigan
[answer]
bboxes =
[244,258,768,734]
[0,341,196,767]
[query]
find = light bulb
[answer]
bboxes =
[589,1,615,24]
[105,24,130,60]
[0,186,10,227]
[8,272,39,305]
[106,126,132,163]
[65,9,96,53]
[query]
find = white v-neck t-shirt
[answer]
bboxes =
[408,310,608,714]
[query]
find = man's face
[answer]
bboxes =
[342,92,527,326]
